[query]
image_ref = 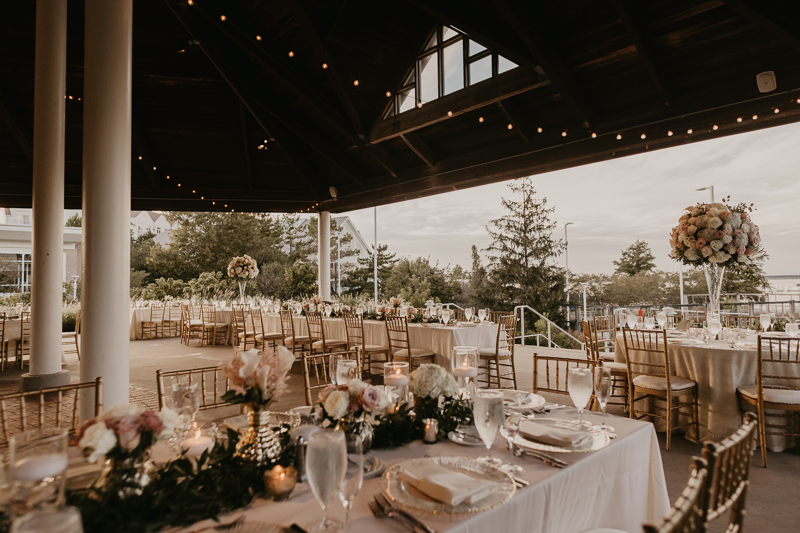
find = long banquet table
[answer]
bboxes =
[175,410,670,533]
[614,332,799,450]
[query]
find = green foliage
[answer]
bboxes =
[372,397,474,449]
[130,232,156,284]
[257,261,286,297]
[282,262,318,298]
[185,272,236,301]
[63,278,81,302]
[62,304,80,332]
[0,291,30,307]
[613,240,656,276]
[347,244,397,297]
[130,269,148,290]
[281,214,315,264]
[384,257,463,307]
[65,213,82,227]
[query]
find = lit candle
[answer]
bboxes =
[13,453,68,481]
[384,370,409,387]
[422,418,439,444]
[265,465,297,501]
[453,363,478,378]
[180,430,214,458]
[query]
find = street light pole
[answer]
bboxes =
[581,282,589,320]
[564,222,574,323]
[373,207,378,306]
[71,275,80,301]
[336,232,341,296]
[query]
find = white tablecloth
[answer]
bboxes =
[176,411,669,533]
[129,308,235,343]
[263,316,498,368]
[615,333,798,450]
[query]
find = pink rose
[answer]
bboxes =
[358,386,381,412]
[744,248,753,256]
[116,415,142,451]
[715,230,725,239]
[695,238,707,250]
[138,410,164,435]
[348,398,360,414]
[737,246,746,255]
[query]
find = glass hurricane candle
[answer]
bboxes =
[383,362,409,406]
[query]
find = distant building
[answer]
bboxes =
[0,208,175,293]
[294,215,372,268]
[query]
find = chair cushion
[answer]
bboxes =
[285,336,310,344]
[365,344,389,352]
[737,385,800,405]
[602,361,628,373]
[600,352,615,361]
[479,347,512,357]
[312,339,348,348]
[393,348,435,359]
[262,332,284,339]
[189,319,202,325]
[633,374,696,391]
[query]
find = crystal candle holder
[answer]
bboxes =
[10,428,69,514]
[384,362,409,406]
[264,465,297,501]
[452,346,479,397]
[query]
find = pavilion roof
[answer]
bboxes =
[1,0,800,213]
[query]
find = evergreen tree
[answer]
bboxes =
[281,214,315,263]
[65,213,82,227]
[346,244,396,297]
[613,240,656,276]
[485,178,566,323]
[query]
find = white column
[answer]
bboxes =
[23,0,70,390]
[318,212,331,300]
[80,0,132,413]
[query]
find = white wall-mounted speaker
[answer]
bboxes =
[757,71,776,93]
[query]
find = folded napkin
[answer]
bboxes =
[676,320,691,331]
[398,462,497,506]
[519,420,592,448]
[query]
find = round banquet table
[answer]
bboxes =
[129,307,236,343]
[615,332,799,451]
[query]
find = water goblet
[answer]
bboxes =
[786,322,799,339]
[9,428,69,514]
[478,308,487,323]
[306,430,348,532]
[594,367,615,432]
[759,313,771,332]
[707,317,722,340]
[473,389,504,465]
[356,306,364,316]
[441,309,451,325]
[644,317,655,330]
[656,311,667,329]
[626,314,637,329]
[339,446,363,532]
[464,307,474,322]
[568,367,594,427]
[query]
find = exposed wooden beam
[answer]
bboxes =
[238,101,254,190]
[611,0,672,105]
[720,0,800,55]
[495,0,593,128]
[131,108,160,190]
[0,80,32,162]
[400,132,436,168]
[323,0,349,49]
[163,0,328,199]
[496,99,532,143]
[370,67,544,143]
[405,0,536,69]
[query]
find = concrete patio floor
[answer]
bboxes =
[2,338,798,531]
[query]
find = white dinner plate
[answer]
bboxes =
[512,418,610,454]
[503,390,546,410]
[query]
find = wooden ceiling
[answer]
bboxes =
[2,0,800,213]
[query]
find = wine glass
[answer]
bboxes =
[656,311,667,329]
[333,302,340,315]
[568,367,594,427]
[707,317,722,340]
[441,309,451,325]
[170,382,200,439]
[324,304,332,317]
[759,313,771,332]
[626,314,636,329]
[339,447,363,532]
[294,302,303,315]
[478,308,487,323]
[473,389,504,465]
[594,367,615,432]
[306,430,348,532]
[356,306,364,316]
[331,355,357,385]
[644,317,655,330]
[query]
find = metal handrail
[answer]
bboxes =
[514,305,585,350]
[441,303,465,311]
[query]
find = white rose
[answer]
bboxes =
[79,422,117,463]
[741,223,750,233]
[348,379,368,397]
[239,348,261,379]
[701,246,713,257]
[324,390,350,419]
[158,407,180,439]
[711,240,724,251]
[275,345,295,375]
[102,403,145,422]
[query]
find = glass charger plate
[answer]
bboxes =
[512,418,610,454]
[503,390,546,410]
[381,456,516,515]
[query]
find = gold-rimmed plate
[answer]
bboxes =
[380,456,515,515]
[503,390,546,410]
[512,418,610,454]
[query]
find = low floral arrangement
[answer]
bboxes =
[74,404,179,464]
[227,255,259,279]
[317,379,389,426]
[221,345,295,408]
[669,200,761,268]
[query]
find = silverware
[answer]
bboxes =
[375,493,437,533]
[512,448,568,468]
[510,474,529,487]
[369,499,417,532]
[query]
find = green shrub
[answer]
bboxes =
[62,304,80,332]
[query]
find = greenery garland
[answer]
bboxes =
[371,397,473,449]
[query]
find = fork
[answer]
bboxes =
[368,499,418,532]
[375,493,437,533]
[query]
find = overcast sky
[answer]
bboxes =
[342,121,800,277]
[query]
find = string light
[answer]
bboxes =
[640,133,646,139]
[537,127,542,133]
[687,129,693,134]
[192,190,196,193]
[258,144,265,149]
[616,134,622,140]
[447,111,453,116]
[668,131,673,136]
[713,125,718,130]
[591,132,597,138]
[752,114,758,120]
[385,91,391,97]
[212,201,215,205]
[774,108,779,113]
[322,63,328,69]
[561,131,567,137]
[479,117,484,123]
[187,0,193,5]
[507,124,513,130]
[416,102,422,108]
[224,204,228,207]
[256,35,262,41]
[353,80,359,86]
[77,98,81,101]
[200,196,204,199]
[138,156,142,160]
[152,166,157,170]
[68,95,73,100]
[288,51,294,57]
[220,15,226,21]
[737,117,743,122]
[166,175,170,179]
[177,49,185,54]
[177,183,181,187]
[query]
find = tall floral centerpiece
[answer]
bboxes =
[74,404,179,494]
[669,200,761,317]
[317,379,389,453]
[221,345,295,463]
[227,255,259,303]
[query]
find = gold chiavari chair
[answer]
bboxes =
[164,304,182,337]
[306,311,348,355]
[532,352,596,409]
[701,412,757,531]
[156,367,232,412]
[233,306,258,350]
[280,310,311,359]
[725,315,759,330]
[623,328,699,450]
[385,315,434,371]
[585,318,628,409]
[14,311,32,368]
[184,304,203,345]
[451,309,466,322]
[201,305,229,346]
[255,309,283,350]
[0,377,103,447]
[488,310,506,324]
[343,312,389,378]
[142,304,165,339]
[0,312,10,371]
[302,348,359,406]
[736,336,800,467]
[61,309,81,361]
[478,314,518,389]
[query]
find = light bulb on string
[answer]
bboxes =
[187,0,193,5]
[256,35,262,41]
[537,127,542,133]
[479,117,484,123]
[138,156,142,160]
[687,129,693,134]
[640,133,646,139]
[591,132,597,138]
[561,131,567,137]
[166,175,170,179]
[507,124,513,130]
[737,117,743,122]
[668,131,673,136]
[212,201,215,205]
[322,63,328,69]
[752,115,758,120]
[177,183,181,187]
[288,51,294,57]
[353,80,359,86]
[385,91,391,97]
[616,134,622,140]
[713,125,718,130]
[417,102,422,108]
[153,166,157,170]
[774,108,779,113]
[220,15,226,21]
